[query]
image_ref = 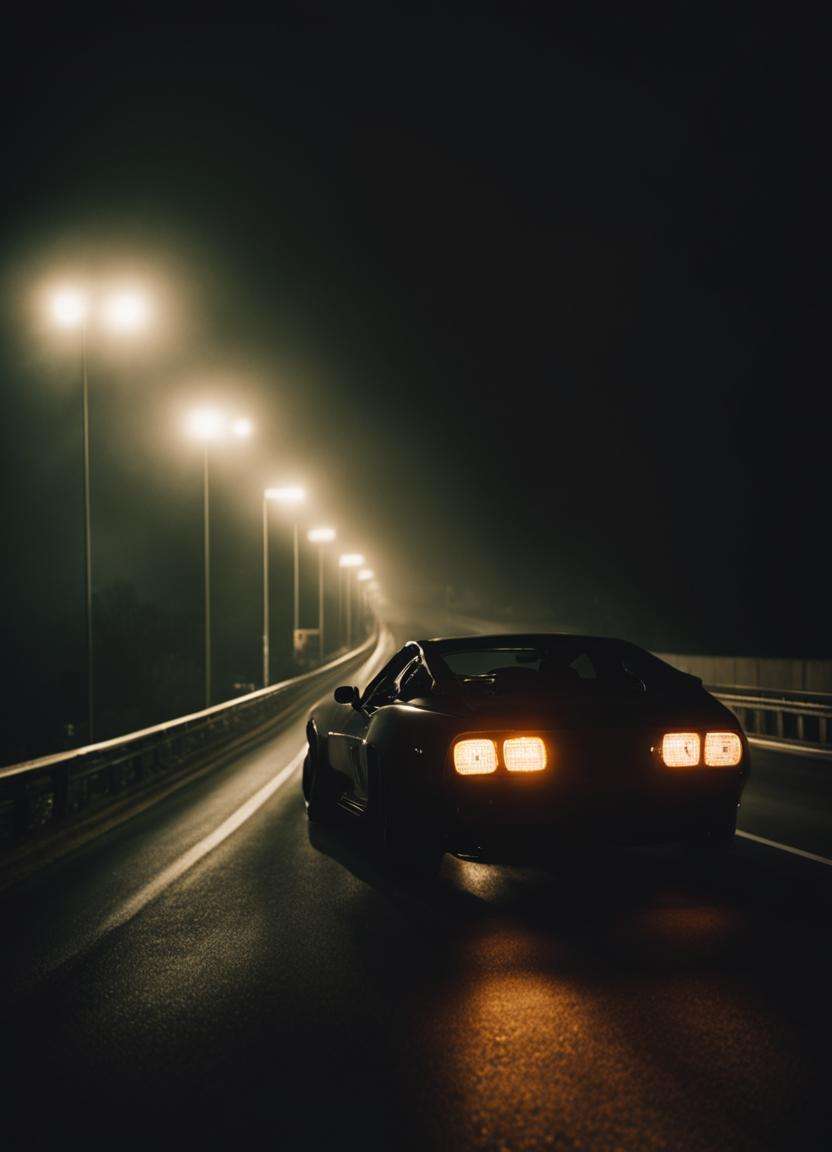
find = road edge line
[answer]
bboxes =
[747,736,832,760]
[736,829,832,868]
[98,627,392,937]
[99,745,309,935]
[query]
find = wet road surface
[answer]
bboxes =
[1,629,829,1151]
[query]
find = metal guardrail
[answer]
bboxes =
[2,632,825,849]
[0,631,379,847]
[712,684,832,753]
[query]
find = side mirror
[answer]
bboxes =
[334,685,361,708]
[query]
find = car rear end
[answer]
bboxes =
[443,722,749,859]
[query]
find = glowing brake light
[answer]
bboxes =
[453,738,498,775]
[660,732,701,767]
[704,731,742,766]
[503,736,547,772]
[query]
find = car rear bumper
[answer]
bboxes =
[439,730,747,857]
[444,792,741,857]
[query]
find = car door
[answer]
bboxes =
[327,646,417,808]
[326,704,372,809]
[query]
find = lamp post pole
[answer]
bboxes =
[346,571,352,648]
[308,528,335,663]
[293,522,300,641]
[356,569,374,642]
[317,544,325,659]
[203,444,212,708]
[262,496,270,687]
[48,284,151,742]
[185,410,252,707]
[263,487,307,667]
[80,320,94,741]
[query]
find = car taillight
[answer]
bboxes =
[660,732,701,767]
[503,736,547,772]
[704,731,742,766]
[453,738,498,775]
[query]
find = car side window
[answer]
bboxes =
[398,658,432,701]
[619,645,679,691]
[362,646,416,708]
[569,652,597,679]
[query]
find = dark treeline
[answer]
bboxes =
[0,571,348,767]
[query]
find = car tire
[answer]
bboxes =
[303,743,340,823]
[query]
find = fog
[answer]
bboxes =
[1,12,828,760]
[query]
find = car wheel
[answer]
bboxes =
[303,743,340,823]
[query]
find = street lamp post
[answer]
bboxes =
[263,485,306,682]
[346,573,352,648]
[308,527,336,661]
[293,523,300,636]
[202,442,211,709]
[80,319,93,743]
[261,496,269,688]
[186,408,252,707]
[338,553,365,648]
[49,285,150,742]
[357,568,374,640]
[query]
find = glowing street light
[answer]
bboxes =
[308,526,336,544]
[265,485,305,504]
[357,568,374,582]
[101,289,150,333]
[307,527,336,660]
[185,408,253,707]
[51,288,89,329]
[185,407,225,441]
[185,409,253,444]
[338,553,364,569]
[50,284,151,336]
[45,280,153,742]
[262,484,307,684]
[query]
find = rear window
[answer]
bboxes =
[441,648,540,678]
[436,642,685,695]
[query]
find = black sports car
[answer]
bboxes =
[303,634,749,874]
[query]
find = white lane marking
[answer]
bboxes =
[748,736,832,760]
[99,626,394,938]
[100,746,307,935]
[736,830,832,868]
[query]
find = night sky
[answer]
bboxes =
[0,9,828,756]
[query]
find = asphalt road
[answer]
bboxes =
[1,625,830,1151]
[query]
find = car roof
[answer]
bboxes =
[417,633,635,651]
[407,634,692,693]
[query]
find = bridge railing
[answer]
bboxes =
[0,631,380,848]
[656,651,832,755]
[711,685,832,754]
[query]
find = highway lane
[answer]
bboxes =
[0,627,830,1150]
[739,744,832,860]
[0,630,396,1003]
